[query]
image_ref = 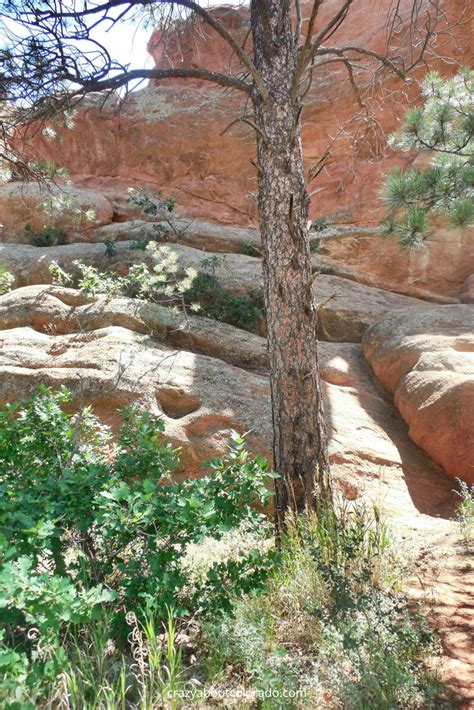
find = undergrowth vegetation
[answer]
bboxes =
[454,478,474,547]
[0,387,276,707]
[48,247,265,335]
[24,223,68,247]
[0,263,15,294]
[0,387,448,709]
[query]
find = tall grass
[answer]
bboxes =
[47,607,184,709]
[199,500,448,709]
[454,478,474,547]
[1,500,449,708]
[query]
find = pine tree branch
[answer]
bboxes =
[313,46,405,79]
[63,67,252,97]
[32,0,268,100]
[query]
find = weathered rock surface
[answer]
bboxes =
[315,225,474,300]
[29,0,470,232]
[0,183,114,242]
[459,274,474,304]
[364,305,474,483]
[91,219,261,254]
[0,240,261,294]
[0,283,471,701]
[312,274,426,342]
[0,285,454,519]
[0,284,392,386]
[0,239,427,342]
[0,285,269,373]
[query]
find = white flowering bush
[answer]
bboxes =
[382,68,473,248]
[48,242,199,312]
[0,264,15,294]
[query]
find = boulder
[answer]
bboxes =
[0,183,114,242]
[91,219,261,254]
[0,284,455,520]
[0,241,430,343]
[0,285,269,373]
[0,240,261,293]
[363,305,474,483]
[459,275,474,304]
[312,274,426,342]
[315,225,474,300]
[0,285,383,383]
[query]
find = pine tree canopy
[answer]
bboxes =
[382,68,473,249]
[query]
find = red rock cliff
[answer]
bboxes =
[30,0,470,228]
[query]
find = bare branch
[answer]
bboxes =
[221,114,269,145]
[24,0,268,100]
[65,67,252,96]
[314,46,405,79]
[309,0,353,57]
[294,0,302,43]
[292,0,324,100]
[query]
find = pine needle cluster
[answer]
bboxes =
[382,68,473,248]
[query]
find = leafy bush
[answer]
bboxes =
[24,222,68,247]
[49,248,266,334]
[242,239,261,257]
[0,264,15,294]
[127,187,184,242]
[183,267,265,334]
[309,238,322,253]
[0,387,277,705]
[103,237,116,258]
[128,188,176,217]
[49,243,199,309]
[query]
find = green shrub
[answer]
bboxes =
[49,243,199,307]
[310,217,329,232]
[49,249,266,334]
[0,386,277,705]
[454,478,474,547]
[242,239,261,257]
[127,188,175,217]
[24,223,68,247]
[0,264,15,294]
[183,269,265,334]
[199,503,446,709]
[127,188,184,241]
[103,237,116,258]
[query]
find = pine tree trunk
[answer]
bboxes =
[250,1,332,530]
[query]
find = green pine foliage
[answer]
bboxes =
[382,68,473,248]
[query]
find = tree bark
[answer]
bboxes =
[250,1,332,530]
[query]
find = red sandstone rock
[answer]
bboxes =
[0,183,113,242]
[459,274,474,304]
[315,224,474,300]
[363,305,474,483]
[24,0,471,296]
